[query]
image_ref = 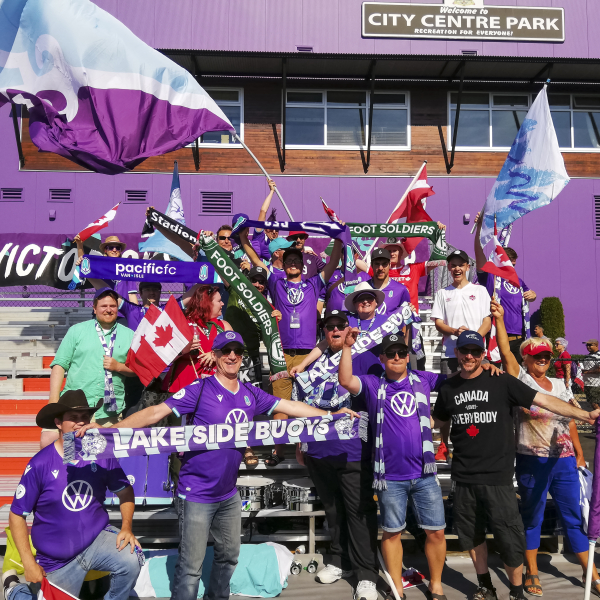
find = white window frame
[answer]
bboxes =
[447,91,600,153]
[284,89,411,151]
[189,87,244,148]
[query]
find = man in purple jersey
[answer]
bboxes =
[286,230,325,279]
[239,227,343,465]
[339,332,448,600]
[5,391,141,600]
[291,310,382,600]
[75,331,357,600]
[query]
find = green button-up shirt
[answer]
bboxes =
[50,319,134,420]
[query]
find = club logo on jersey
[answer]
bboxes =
[225,409,248,424]
[127,475,136,485]
[62,480,94,512]
[15,484,26,499]
[81,433,107,457]
[469,295,476,301]
[52,470,59,479]
[388,291,393,297]
[390,391,417,418]
[503,281,520,295]
[244,395,251,406]
[24,465,31,475]
[173,388,186,400]
[287,288,304,305]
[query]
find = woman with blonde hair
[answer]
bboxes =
[491,299,598,597]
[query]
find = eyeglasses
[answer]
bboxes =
[218,347,244,357]
[324,323,348,332]
[384,349,409,359]
[532,352,553,360]
[105,245,121,252]
[284,259,303,266]
[288,235,307,241]
[457,347,484,358]
[218,235,231,241]
[355,295,376,304]
[250,278,266,285]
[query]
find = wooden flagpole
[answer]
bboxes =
[234,134,294,221]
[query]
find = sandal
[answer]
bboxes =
[524,573,543,597]
[264,451,285,467]
[582,576,600,598]
[243,449,259,467]
[425,591,447,600]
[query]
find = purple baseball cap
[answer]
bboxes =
[212,331,245,350]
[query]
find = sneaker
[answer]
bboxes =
[435,441,449,462]
[315,564,353,584]
[2,569,20,600]
[472,586,498,600]
[355,580,378,600]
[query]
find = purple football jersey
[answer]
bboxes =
[369,278,411,317]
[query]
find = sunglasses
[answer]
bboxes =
[250,278,266,284]
[218,346,244,357]
[105,245,121,252]
[284,259,303,266]
[356,295,376,304]
[384,349,409,359]
[288,235,307,241]
[218,235,231,241]
[324,323,348,332]
[531,352,553,360]
[457,347,484,358]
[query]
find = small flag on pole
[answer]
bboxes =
[76,203,121,242]
[38,578,79,600]
[481,222,520,288]
[388,165,435,224]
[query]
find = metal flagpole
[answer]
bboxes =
[584,539,596,600]
[233,133,294,221]
[377,548,402,600]
[364,160,428,262]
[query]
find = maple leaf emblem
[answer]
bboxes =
[466,424,479,437]
[153,324,174,348]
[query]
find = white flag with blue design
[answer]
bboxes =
[479,86,569,248]
[139,161,192,262]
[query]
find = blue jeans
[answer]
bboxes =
[9,527,141,600]
[516,453,588,553]
[172,492,242,600]
[378,475,446,533]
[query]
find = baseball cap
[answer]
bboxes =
[371,248,391,262]
[322,309,349,327]
[93,287,119,301]
[522,341,553,356]
[447,249,469,263]
[287,230,309,240]
[584,339,599,346]
[381,333,408,353]
[282,247,304,265]
[269,238,294,254]
[248,266,268,281]
[212,331,245,350]
[456,330,485,350]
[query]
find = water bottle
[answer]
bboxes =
[191,327,199,356]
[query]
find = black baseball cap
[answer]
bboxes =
[447,249,469,263]
[322,309,349,327]
[456,330,485,350]
[282,247,303,264]
[371,248,391,262]
[381,333,408,353]
[248,266,268,281]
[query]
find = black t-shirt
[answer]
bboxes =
[433,371,537,486]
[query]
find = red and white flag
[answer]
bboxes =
[481,223,520,288]
[126,296,193,386]
[487,319,501,363]
[388,165,435,224]
[77,202,121,241]
[321,198,341,223]
[38,578,78,600]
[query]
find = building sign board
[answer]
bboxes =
[362,2,565,42]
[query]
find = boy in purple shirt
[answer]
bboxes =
[339,331,447,600]
[74,331,357,600]
[5,390,140,600]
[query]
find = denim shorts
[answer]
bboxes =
[378,475,446,533]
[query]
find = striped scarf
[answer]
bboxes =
[373,371,436,490]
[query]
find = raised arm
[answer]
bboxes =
[338,328,362,395]
[323,237,343,283]
[473,212,487,271]
[491,299,520,377]
[256,179,277,226]
[239,227,268,270]
[277,398,358,419]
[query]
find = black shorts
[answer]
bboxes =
[453,482,525,568]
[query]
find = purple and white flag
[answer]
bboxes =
[0,0,233,174]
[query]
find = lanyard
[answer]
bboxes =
[95,321,118,413]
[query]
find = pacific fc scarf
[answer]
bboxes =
[295,311,405,397]
[373,371,436,490]
[145,209,288,381]
[230,214,359,287]
[347,222,447,261]
[62,414,360,464]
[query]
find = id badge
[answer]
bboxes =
[290,309,300,329]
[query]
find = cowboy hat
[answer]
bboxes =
[344,281,385,313]
[36,390,103,429]
[99,235,127,254]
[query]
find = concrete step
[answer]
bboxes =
[0,356,43,370]
[0,340,61,353]
[0,397,49,414]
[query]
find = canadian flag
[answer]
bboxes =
[126,296,193,386]
[487,319,501,363]
[388,165,435,224]
[38,578,79,600]
[77,203,121,242]
[480,223,520,288]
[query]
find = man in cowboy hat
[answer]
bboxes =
[4,390,141,600]
[286,230,325,279]
[44,288,135,448]
[75,331,358,600]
